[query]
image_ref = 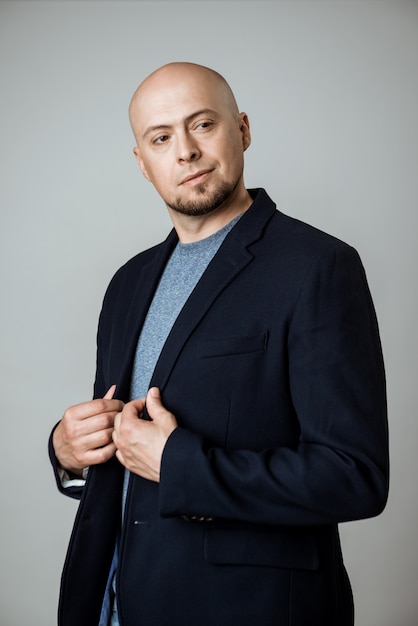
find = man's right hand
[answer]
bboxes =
[52,385,124,477]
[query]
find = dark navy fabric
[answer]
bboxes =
[49,189,388,626]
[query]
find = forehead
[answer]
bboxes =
[132,71,233,137]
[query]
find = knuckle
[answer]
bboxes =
[62,407,75,426]
[94,398,107,413]
[98,413,111,430]
[100,428,112,446]
[73,450,85,466]
[64,420,79,441]
[97,446,111,464]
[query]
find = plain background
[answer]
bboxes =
[0,1,417,624]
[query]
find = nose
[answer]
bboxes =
[176,130,201,163]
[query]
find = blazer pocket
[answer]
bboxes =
[197,331,269,359]
[204,527,319,571]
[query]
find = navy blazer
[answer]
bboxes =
[50,189,388,626]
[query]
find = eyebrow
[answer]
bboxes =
[142,108,218,139]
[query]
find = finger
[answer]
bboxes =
[83,441,117,466]
[113,410,122,433]
[83,425,115,450]
[127,397,146,415]
[146,387,164,418]
[119,399,146,426]
[65,398,124,422]
[116,404,143,443]
[63,410,119,443]
[103,384,117,400]
[112,414,121,447]
[115,448,125,467]
[57,425,117,471]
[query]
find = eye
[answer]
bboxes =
[195,121,214,131]
[153,134,170,145]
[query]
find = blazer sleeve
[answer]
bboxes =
[158,245,389,527]
[48,423,85,500]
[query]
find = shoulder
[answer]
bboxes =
[272,210,353,255]
[255,206,361,284]
[245,189,356,262]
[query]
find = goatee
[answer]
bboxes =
[166,180,239,217]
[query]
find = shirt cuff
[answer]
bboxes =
[58,466,89,489]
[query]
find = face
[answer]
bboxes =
[130,66,251,217]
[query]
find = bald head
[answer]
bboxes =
[127,62,252,233]
[129,62,239,143]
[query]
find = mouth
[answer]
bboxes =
[180,169,213,186]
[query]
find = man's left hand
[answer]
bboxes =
[113,387,178,482]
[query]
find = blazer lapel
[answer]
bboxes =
[149,189,277,393]
[115,230,178,399]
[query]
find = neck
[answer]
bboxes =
[168,187,253,244]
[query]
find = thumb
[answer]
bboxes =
[146,387,178,435]
[145,387,168,421]
[147,386,162,408]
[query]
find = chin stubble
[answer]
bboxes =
[166,180,239,217]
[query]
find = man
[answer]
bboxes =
[50,62,389,626]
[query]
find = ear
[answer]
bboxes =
[133,146,151,181]
[238,113,251,152]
